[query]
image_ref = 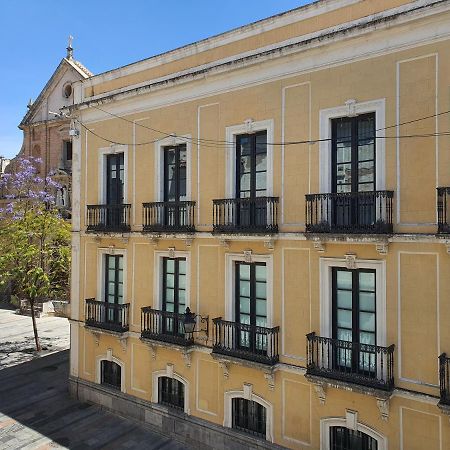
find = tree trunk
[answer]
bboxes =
[29,299,41,352]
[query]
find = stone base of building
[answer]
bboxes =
[69,376,286,450]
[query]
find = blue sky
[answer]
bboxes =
[0,0,310,159]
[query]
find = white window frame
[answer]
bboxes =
[153,250,191,311]
[319,257,386,347]
[97,144,128,204]
[320,417,387,450]
[97,247,127,304]
[225,253,273,326]
[225,119,274,198]
[319,99,385,194]
[224,390,273,442]
[154,135,192,202]
[152,369,190,414]
[96,351,126,393]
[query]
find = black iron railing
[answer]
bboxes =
[305,191,393,234]
[86,204,131,232]
[439,353,450,405]
[213,197,279,233]
[142,201,195,232]
[85,298,130,333]
[141,307,194,346]
[437,188,450,233]
[306,332,395,391]
[212,317,279,365]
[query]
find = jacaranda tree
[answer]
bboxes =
[0,157,71,351]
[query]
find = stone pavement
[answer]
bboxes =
[0,308,189,449]
[0,307,70,369]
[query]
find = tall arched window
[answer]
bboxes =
[330,426,378,449]
[101,360,121,390]
[158,376,184,410]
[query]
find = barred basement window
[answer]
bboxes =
[101,360,121,390]
[232,398,266,439]
[158,377,184,410]
[330,426,378,450]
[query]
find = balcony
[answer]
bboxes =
[141,307,194,347]
[437,188,450,233]
[86,204,131,232]
[212,197,279,234]
[85,298,130,333]
[305,191,393,234]
[212,318,279,366]
[439,353,450,406]
[306,333,395,392]
[142,201,195,233]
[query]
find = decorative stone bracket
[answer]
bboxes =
[345,253,357,269]
[313,383,327,405]
[312,238,326,253]
[264,369,275,391]
[92,331,100,346]
[264,239,275,251]
[375,241,389,255]
[219,361,230,379]
[376,398,390,421]
[181,350,192,368]
[118,336,128,352]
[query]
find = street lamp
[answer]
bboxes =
[183,307,209,338]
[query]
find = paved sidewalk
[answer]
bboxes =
[0,308,189,449]
[0,307,70,370]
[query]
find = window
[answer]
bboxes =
[164,144,186,202]
[62,141,72,171]
[330,426,378,450]
[158,376,184,410]
[332,268,376,374]
[101,360,121,389]
[105,255,124,323]
[106,153,124,205]
[235,262,267,353]
[236,132,267,199]
[331,114,376,226]
[232,398,266,439]
[162,257,186,336]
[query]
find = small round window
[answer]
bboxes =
[63,83,73,99]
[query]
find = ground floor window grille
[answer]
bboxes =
[330,426,378,450]
[101,360,121,390]
[232,398,266,439]
[158,377,184,410]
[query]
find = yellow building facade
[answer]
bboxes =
[68,1,450,448]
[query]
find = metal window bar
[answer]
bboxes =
[86,204,131,232]
[212,317,279,365]
[85,298,130,333]
[232,398,266,439]
[439,353,450,405]
[437,188,450,233]
[158,376,185,411]
[142,201,195,232]
[212,197,279,233]
[306,332,395,391]
[141,307,194,346]
[305,191,393,234]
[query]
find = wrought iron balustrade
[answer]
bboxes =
[212,317,279,365]
[141,307,194,346]
[437,187,450,233]
[86,204,131,232]
[306,332,395,391]
[212,197,279,233]
[85,298,130,333]
[142,201,195,232]
[439,353,450,405]
[305,191,393,234]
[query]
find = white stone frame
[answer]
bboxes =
[96,350,126,393]
[224,253,273,326]
[152,368,190,414]
[97,247,128,304]
[97,144,129,204]
[320,417,387,450]
[154,135,192,202]
[224,389,274,442]
[225,119,274,198]
[319,257,386,347]
[153,250,191,311]
[319,99,386,194]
